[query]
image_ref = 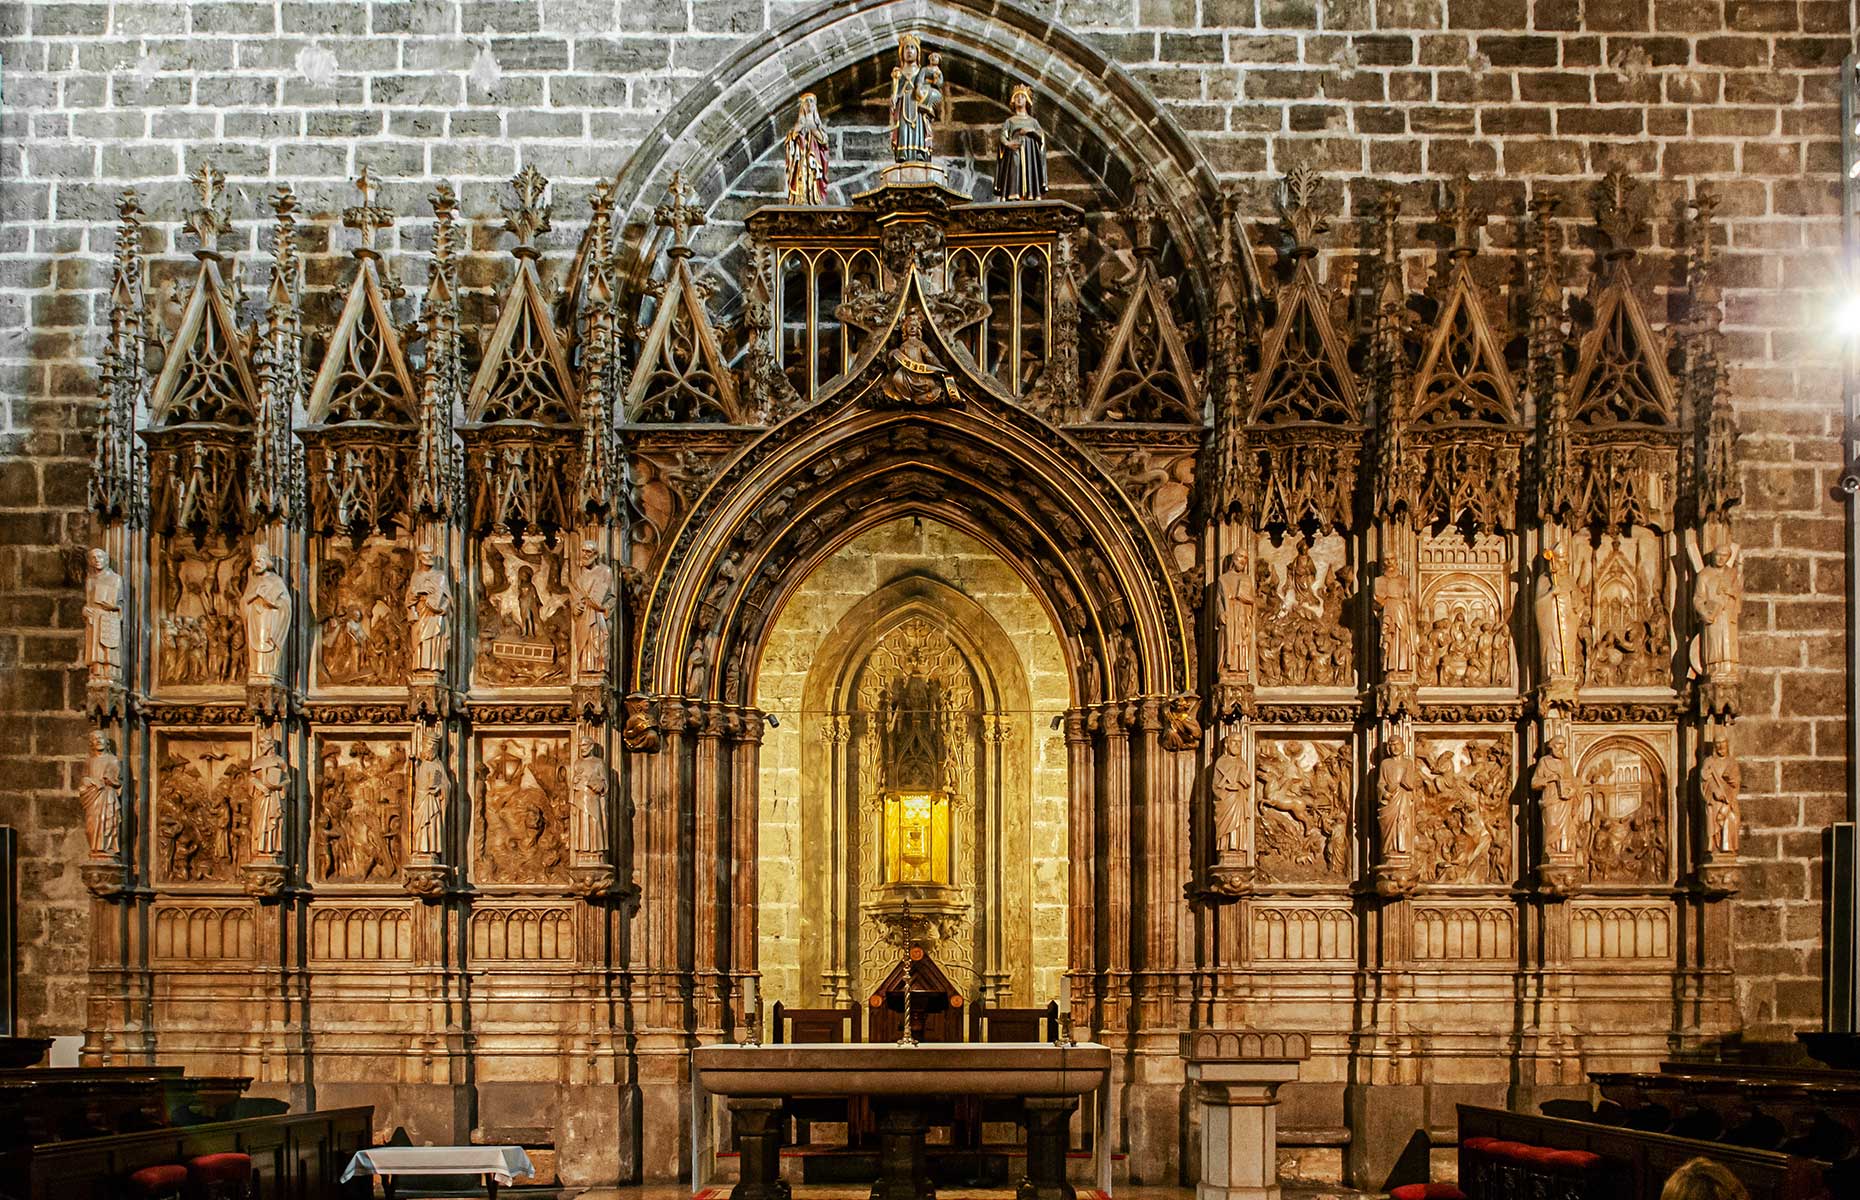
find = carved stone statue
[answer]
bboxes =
[83,548,124,685]
[686,637,712,698]
[1533,544,1577,687]
[1688,533,1742,683]
[1377,738,1420,858]
[405,547,451,674]
[1374,564,1416,679]
[1161,694,1201,752]
[242,544,291,682]
[1700,736,1741,855]
[995,84,1048,201]
[882,312,947,406]
[888,34,937,164]
[80,729,123,861]
[622,693,661,753]
[1217,549,1255,682]
[249,725,288,860]
[569,733,609,862]
[1531,736,1578,858]
[1211,729,1250,855]
[411,729,448,861]
[784,92,831,205]
[570,541,616,679]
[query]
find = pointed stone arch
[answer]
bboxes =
[606,0,1227,318]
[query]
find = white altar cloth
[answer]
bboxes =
[340,1146,535,1185]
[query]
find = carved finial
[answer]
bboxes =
[1529,194,1563,313]
[1126,170,1163,258]
[1438,177,1487,259]
[110,189,145,308]
[1687,188,1723,314]
[587,179,617,307]
[1279,167,1328,257]
[1594,170,1642,259]
[1375,185,1403,307]
[342,165,396,256]
[654,170,705,258]
[501,165,553,257]
[184,162,230,256]
[267,185,300,309]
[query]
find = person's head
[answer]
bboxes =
[1222,730,1244,756]
[1709,544,1732,566]
[579,541,598,566]
[89,729,110,753]
[1548,735,1569,755]
[89,548,109,571]
[1660,1158,1748,1200]
[1011,84,1032,113]
[1711,738,1730,758]
[418,547,437,569]
[252,544,272,572]
[798,92,818,120]
[1387,738,1407,759]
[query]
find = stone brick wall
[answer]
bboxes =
[0,0,1849,1036]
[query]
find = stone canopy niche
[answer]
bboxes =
[72,16,1743,1188]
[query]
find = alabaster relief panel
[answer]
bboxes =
[1412,905,1515,960]
[312,533,413,689]
[152,903,255,962]
[313,733,412,885]
[469,905,577,962]
[1250,903,1354,961]
[1570,901,1674,959]
[1572,729,1671,886]
[155,534,250,691]
[1411,731,1515,886]
[1417,532,1515,690]
[474,535,572,688]
[154,731,250,884]
[1253,733,1354,885]
[1252,533,1356,689]
[308,905,415,961]
[473,732,572,886]
[1570,529,1674,690]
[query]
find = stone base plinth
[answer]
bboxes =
[1183,1032,1308,1200]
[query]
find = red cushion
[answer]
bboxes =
[1541,1149,1604,1171]
[126,1164,189,1194]
[1485,1140,1537,1162]
[1390,1185,1467,1200]
[187,1152,253,1183]
[1461,1136,1501,1152]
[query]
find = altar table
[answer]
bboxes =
[340,1145,534,1198]
[691,1041,1114,1200]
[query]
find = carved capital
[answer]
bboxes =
[404,863,450,900]
[241,861,287,900]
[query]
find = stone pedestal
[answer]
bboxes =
[724,1097,789,1200]
[1182,1032,1308,1200]
[873,1101,934,1200]
[1019,1096,1078,1200]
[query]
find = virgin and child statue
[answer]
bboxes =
[889,34,942,164]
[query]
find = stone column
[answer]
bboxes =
[1182,1032,1308,1200]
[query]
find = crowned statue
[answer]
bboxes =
[785,93,831,205]
[995,84,1049,201]
[888,34,941,170]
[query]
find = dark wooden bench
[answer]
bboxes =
[1457,1104,1829,1200]
[0,1068,254,1147]
[770,1001,864,1147]
[0,1104,373,1200]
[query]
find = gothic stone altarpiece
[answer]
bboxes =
[72,28,1744,1190]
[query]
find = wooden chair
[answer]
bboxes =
[770,1001,864,1147]
[968,999,1059,1044]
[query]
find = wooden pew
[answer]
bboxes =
[0,1067,254,1146]
[0,1104,374,1200]
[1457,1104,1829,1200]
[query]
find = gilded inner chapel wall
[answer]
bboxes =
[0,0,1850,1190]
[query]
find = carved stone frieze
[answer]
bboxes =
[475,733,572,886]
[313,735,411,884]
[1254,736,1353,885]
[156,534,250,691]
[1412,733,1514,886]
[313,534,413,688]
[154,732,251,884]
[1253,533,1356,690]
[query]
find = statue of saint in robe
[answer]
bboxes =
[888,35,938,164]
[784,93,831,205]
[995,85,1049,200]
[83,548,124,684]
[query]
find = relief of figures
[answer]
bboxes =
[474,735,571,884]
[475,536,571,687]
[155,734,250,883]
[1254,738,1353,883]
[314,535,413,687]
[315,737,410,883]
[1574,531,1671,689]
[1576,736,1669,884]
[1253,535,1355,689]
[1412,736,1513,885]
[158,536,249,688]
[1418,535,1513,689]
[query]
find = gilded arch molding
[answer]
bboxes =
[606,0,1226,314]
[632,395,1195,707]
